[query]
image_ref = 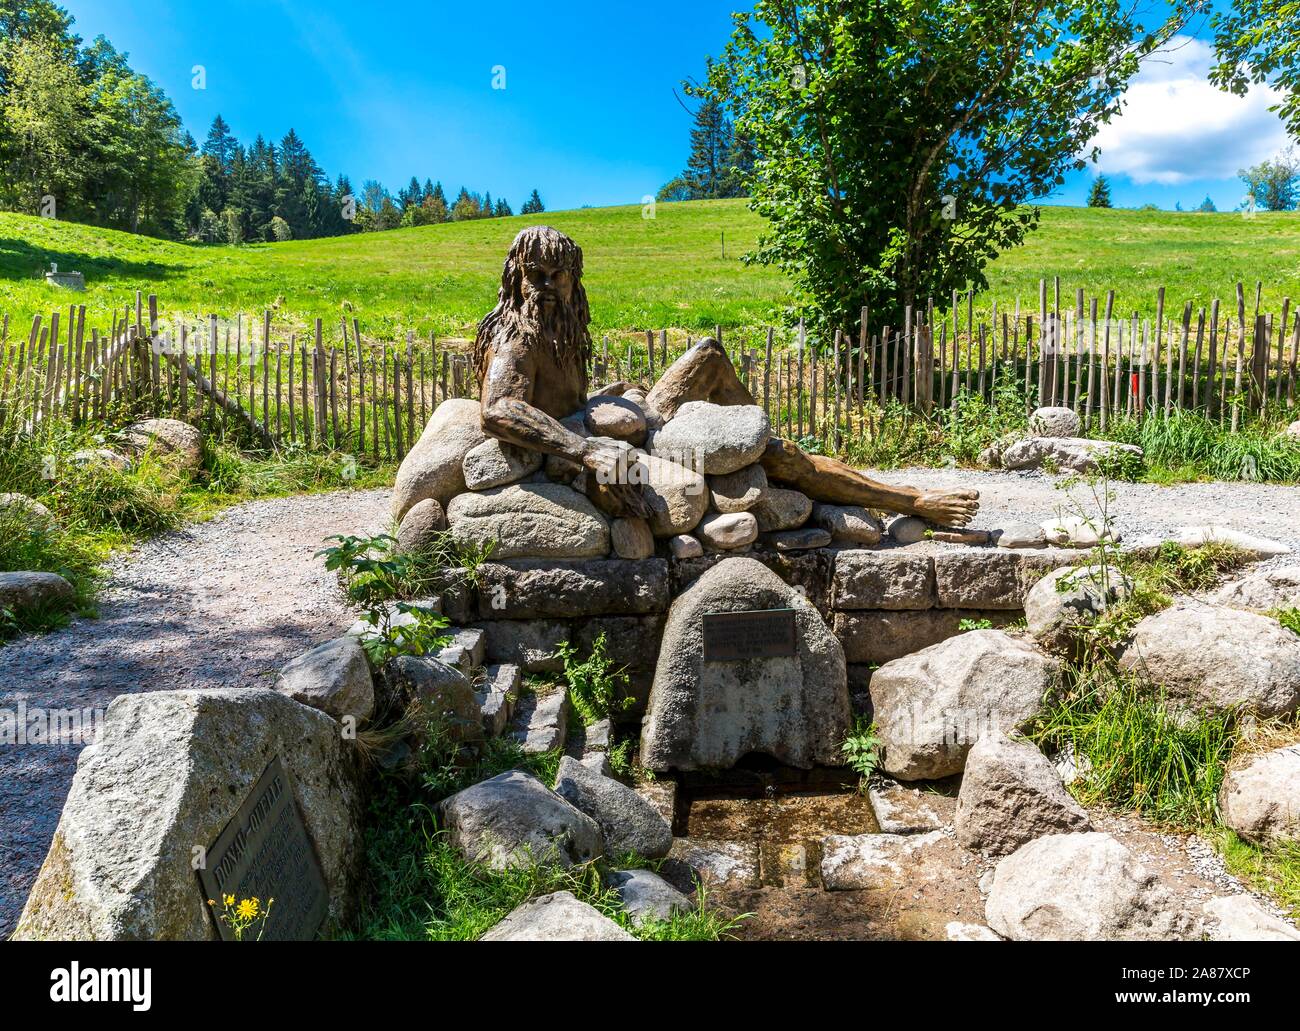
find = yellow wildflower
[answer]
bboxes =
[235,898,260,920]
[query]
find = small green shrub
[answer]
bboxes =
[554,632,632,726]
[1274,608,1300,636]
[317,533,451,664]
[840,717,882,786]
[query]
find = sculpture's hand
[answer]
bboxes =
[581,438,653,520]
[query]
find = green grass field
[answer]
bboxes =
[3,201,1300,344]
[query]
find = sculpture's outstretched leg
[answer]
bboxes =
[759,438,979,526]
[642,337,980,525]
[645,337,754,420]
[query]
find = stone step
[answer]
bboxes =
[436,626,486,675]
[510,686,569,754]
[475,663,521,737]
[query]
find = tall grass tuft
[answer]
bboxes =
[1104,408,1300,483]
[1031,673,1234,828]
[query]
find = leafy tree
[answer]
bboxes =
[1212,0,1300,139]
[702,0,1193,334]
[1087,175,1113,208]
[451,186,481,221]
[221,205,244,245]
[520,188,544,215]
[656,176,696,202]
[1238,150,1300,211]
[269,215,292,241]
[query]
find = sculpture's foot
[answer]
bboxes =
[911,489,979,527]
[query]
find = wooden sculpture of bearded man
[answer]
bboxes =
[473,225,978,526]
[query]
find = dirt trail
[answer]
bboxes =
[0,487,390,937]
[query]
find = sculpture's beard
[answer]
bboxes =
[475,290,591,385]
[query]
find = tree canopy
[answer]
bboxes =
[702,0,1193,336]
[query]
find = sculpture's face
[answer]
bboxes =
[520,257,574,312]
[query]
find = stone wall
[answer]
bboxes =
[441,542,1080,716]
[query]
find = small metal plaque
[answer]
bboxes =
[702,608,797,661]
[197,755,328,941]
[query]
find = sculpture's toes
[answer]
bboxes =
[917,489,980,527]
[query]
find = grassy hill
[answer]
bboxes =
[3,200,1300,344]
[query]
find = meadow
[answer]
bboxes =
[3,202,1300,344]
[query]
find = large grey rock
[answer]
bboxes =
[585,395,647,446]
[1202,895,1300,941]
[1118,602,1300,718]
[473,559,669,618]
[764,527,831,551]
[833,551,935,610]
[696,511,758,551]
[955,730,1091,855]
[461,437,542,490]
[635,451,708,537]
[1041,515,1120,549]
[608,869,692,926]
[1219,745,1300,844]
[385,656,482,739]
[995,522,1047,549]
[1166,525,1291,560]
[1025,564,1132,654]
[277,636,375,725]
[708,463,768,513]
[653,401,769,475]
[932,548,1080,610]
[985,832,1201,941]
[611,517,655,559]
[0,571,76,615]
[121,417,204,473]
[1027,406,1080,438]
[480,890,634,941]
[437,770,602,871]
[395,497,447,553]
[833,609,970,664]
[751,487,812,532]
[871,630,1060,780]
[393,399,487,520]
[0,492,55,530]
[1001,436,1143,474]
[669,534,703,559]
[13,689,363,941]
[1214,565,1300,611]
[885,515,928,545]
[641,557,849,771]
[812,503,883,545]
[554,756,672,858]
[474,619,567,673]
[447,483,610,560]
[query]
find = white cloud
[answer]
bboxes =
[1090,35,1290,185]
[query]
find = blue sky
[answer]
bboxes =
[62,1,1292,213]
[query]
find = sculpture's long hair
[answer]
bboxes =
[473,225,591,388]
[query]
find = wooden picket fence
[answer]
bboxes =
[1,280,1296,463]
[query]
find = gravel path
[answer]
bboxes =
[875,467,1300,565]
[0,487,390,937]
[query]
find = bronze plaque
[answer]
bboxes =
[702,608,797,661]
[197,755,329,941]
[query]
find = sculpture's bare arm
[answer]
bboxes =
[479,338,651,518]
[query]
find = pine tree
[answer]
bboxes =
[1087,175,1112,208]
[201,114,238,169]
[1196,195,1217,213]
[686,97,729,198]
[495,197,512,217]
[482,191,494,218]
[520,188,544,215]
